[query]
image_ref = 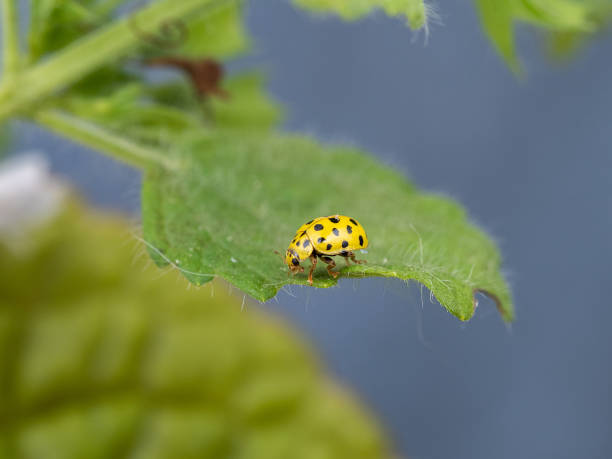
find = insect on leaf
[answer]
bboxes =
[142,131,514,322]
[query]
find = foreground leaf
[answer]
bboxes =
[0,202,389,459]
[142,132,513,321]
[293,0,429,30]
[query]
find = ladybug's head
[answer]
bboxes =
[285,248,304,274]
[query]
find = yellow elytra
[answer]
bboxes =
[284,215,368,285]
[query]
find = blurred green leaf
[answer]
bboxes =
[28,0,246,61]
[26,0,249,101]
[29,0,124,61]
[18,0,279,165]
[293,0,429,30]
[175,1,249,58]
[142,131,513,322]
[0,202,389,459]
[293,0,610,71]
[473,0,596,72]
[49,73,280,149]
[547,0,612,57]
[210,74,282,130]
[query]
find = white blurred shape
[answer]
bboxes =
[0,153,66,239]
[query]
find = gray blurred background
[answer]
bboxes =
[9,1,612,458]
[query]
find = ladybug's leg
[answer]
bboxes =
[347,251,367,265]
[308,255,317,285]
[340,251,351,266]
[319,256,339,279]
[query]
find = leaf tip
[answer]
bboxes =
[473,288,514,322]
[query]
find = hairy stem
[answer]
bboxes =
[34,110,180,171]
[1,0,20,81]
[0,0,218,121]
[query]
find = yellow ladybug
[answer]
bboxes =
[284,215,368,285]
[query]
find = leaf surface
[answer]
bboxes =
[142,132,513,321]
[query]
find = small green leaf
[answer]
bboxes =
[146,74,281,132]
[210,74,283,130]
[175,1,250,58]
[547,0,612,57]
[1,0,244,123]
[46,73,281,155]
[0,202,389,458]
[293,0,429,30]
[474,0,595,72]
[142,132,513,322]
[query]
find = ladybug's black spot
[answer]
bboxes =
[303,239,310,248]
[332,228,339,236]
[346,225,352,234]
[296,240,300,247]
[350,218,358,226]
[292,258,299,266]
[326,243,332,250]
[306,219,314,225]
[314,224,324,231]
[301,231,306,236]
[359,235,364,246]
[317,237,325,244]
[342,240,349,248]
[329,217,340,223]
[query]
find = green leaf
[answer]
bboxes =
[175,0,250,58]
[547,0,612,57]
[0,0,234,122]
[0,202,389,458]
[12,0,279,168]
[26,0,248,102]
[29,0,124,61]
[28,0,246,61]
[210,74,282,130]
[142,132,513,322]
[38,73,281,162]
[293,0,429,30]
[474,0,596,72]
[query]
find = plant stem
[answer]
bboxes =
[1,0,20,81]
[34,109,180,171]
[0,0,217,122]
